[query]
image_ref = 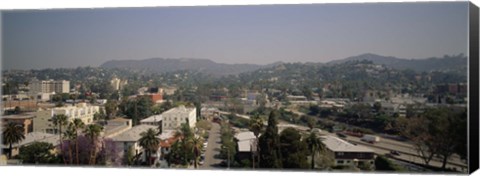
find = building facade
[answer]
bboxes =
[29,80,70,94]
[33,103,99,134]
[161,106,196,131]
[321,135,376,167]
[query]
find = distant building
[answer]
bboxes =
[110,78,121,91]
[137,87,163,103]
[1,113,36,135]
[321,135,376,167]
[33,103,99,134]
[161,105,196,131]
[29,80,70,94]
[1,100,38,114]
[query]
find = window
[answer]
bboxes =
[347,161,350,163]
[338,152,344,156]
[337,160,344,164]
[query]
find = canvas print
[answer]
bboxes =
[0,1,476,174]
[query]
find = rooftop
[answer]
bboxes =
[234,131,256,141]
[162,106,195,116]
[321,135,374,153]
[140,114,163,123]
[1,113,35,120]
[0,132,59,148]
[111,124,157,142]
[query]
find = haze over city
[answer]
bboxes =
[2,2,468,70]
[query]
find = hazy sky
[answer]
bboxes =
[2,2,469,70]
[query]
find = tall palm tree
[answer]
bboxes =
[249,115,264,168]
[138,128,159,166]
[305,132,325,170]
[72,119,85,165]
[2,122,25,159]
[83,124,103,165]
[52,114,68,164]
[64,124,76,164]
[188,136,203,169]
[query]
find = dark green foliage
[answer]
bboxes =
[18,142,59,164]
[259,110,282,168]
[2,122,26,158]
[374,155,404,171]
[279,127,309,169]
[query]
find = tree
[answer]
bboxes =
[279,127,309,169]
[63,124,76,164]
[52,114,68,164]
[123,146,135,166]
[72,119,85,165]
[188,136,203,169]
[2,122,25,158]
[18,141,58,164]
[138,128,159,166]
[258,110,282,168]
[305,131,325,169]
[373,102,382,112]
[248,115,264,168]
[104,99,118,119]
[83,124,103,165]
[306,116,317,130]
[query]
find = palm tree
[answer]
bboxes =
[138,128,159,166]
[248,115,264,168]
[305,132,325,170]
[2,122,25,159]
[52,114,68,164]
[63,124,76,164]
[188,136,203,169]
[72,119,85,165]
[83,124,103,165]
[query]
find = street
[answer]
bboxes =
[200,122,223,169]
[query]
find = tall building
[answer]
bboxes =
[29,80,70,94]
[111,78,121,91]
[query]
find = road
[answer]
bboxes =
[284,108,467,172]
[200,122,223,169]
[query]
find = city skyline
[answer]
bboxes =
[3,2,469,70]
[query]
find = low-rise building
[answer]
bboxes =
[161,106,196,131]
[321,135,375,167]
[110,124,158,163]
[1,113,35,135]
[0,132,60,158]
[234,131,257,161]
[33,103,99,134]
[104,118,133,138]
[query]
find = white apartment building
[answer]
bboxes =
[29,80,70,95]
[110,78,122,91]
[33,103,99,134]
[162,105,196,130]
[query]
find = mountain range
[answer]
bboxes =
[100,53,467,76]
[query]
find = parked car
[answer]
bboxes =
[390,150,400,156]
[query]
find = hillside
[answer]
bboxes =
[100,58,266,76]
[328,53,467,72]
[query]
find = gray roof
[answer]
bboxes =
[234,131,256,141]
[157,130,176,140]
[111,124,157,142]
[1,132,59,148]
[140,114,162,123]
[321,135,374,153]
[2,114,35,120]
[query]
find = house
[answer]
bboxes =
[33,103,99,134]
[155,130,179,166]
[140,114,162,126]
[234,131,257,161]
[1,113,36,135]
[321,135,375,167]
[103,118,133,138]
[161,106,196,131]
[0,132,60,158]
[110,124,158,163]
